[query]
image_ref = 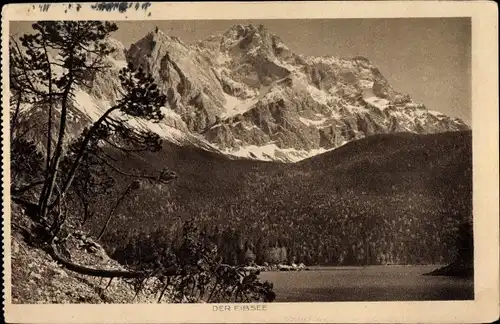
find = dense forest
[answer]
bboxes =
[86,131,472,267]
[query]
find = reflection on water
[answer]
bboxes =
[259,265,474,302]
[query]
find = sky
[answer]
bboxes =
[11,18,471,124]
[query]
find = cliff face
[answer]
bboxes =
[126,24,468,161]
[23,23,469,163]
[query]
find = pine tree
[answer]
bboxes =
[9,21,174,278]
[10,21,172,235]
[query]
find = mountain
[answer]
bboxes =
[11,23,472,267]
[68,24,468,162]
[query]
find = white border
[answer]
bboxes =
[2,2,499,323]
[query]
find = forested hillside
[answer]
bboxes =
[82,131,472,267]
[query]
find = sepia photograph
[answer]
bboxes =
[2,2,498,323]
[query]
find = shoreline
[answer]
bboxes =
[423,262,473,278]
[246,263,450,273]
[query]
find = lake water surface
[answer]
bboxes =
[259,265,473,302]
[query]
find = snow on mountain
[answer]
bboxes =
[221,93,258,118]
[364,96,390,110]
[222,142,338,163]
[34,24,469,163]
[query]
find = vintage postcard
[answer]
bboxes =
[2,1,499,323]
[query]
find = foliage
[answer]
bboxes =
[10,137,45,192]
[117,221,276,303]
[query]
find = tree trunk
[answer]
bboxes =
[157,277,171,303]
[47,242,180,278]
[10,91,22,139]
[42,38,54,173]
[49,104,121,212]
[37,73,74,221]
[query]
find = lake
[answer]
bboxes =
[259,265,474,302]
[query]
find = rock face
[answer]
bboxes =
[67,24,470,162]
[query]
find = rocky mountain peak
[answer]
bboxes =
[128,28,190,63]
[199,24,289,62]
[60,24,470,163]
[222,23,270,42]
